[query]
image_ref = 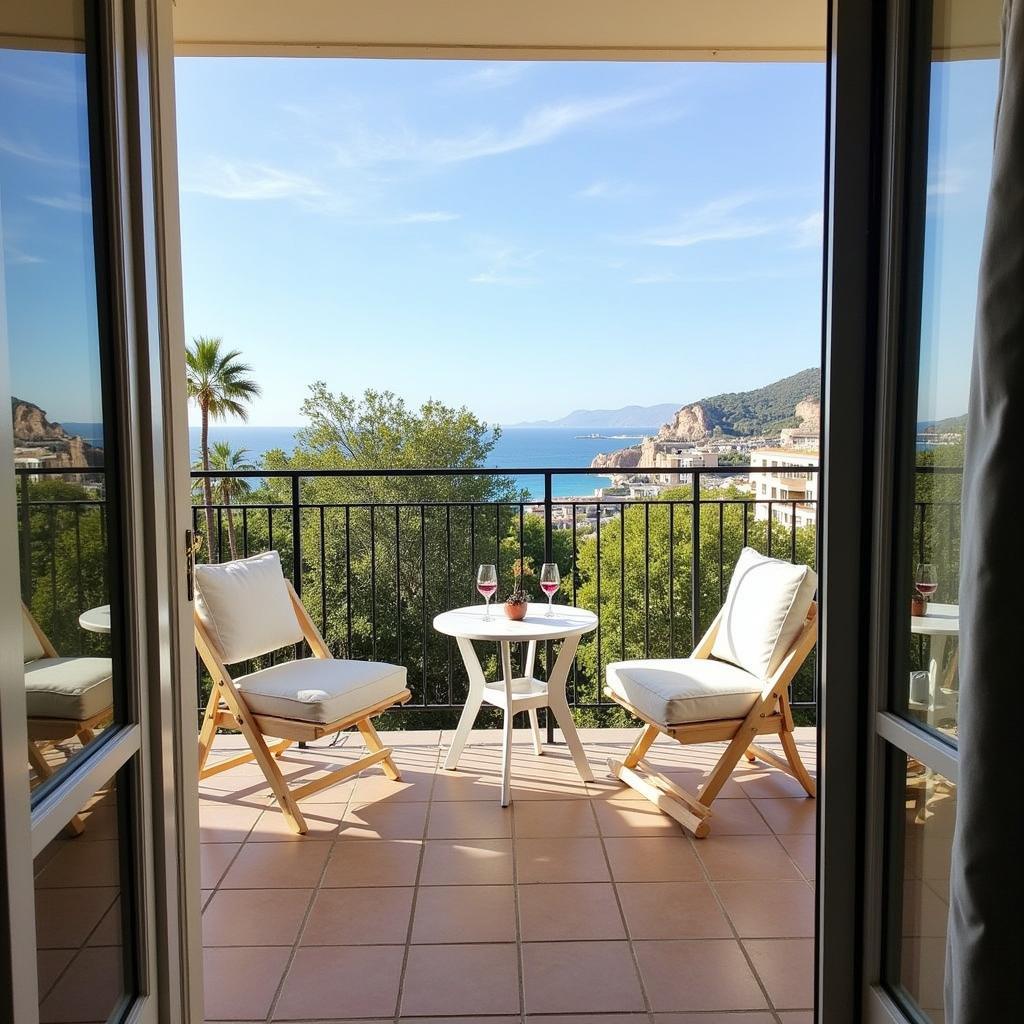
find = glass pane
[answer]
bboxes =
[889,758,955,1023]
[1,13,125,791]
[899,0,1001,742]
[34,771,134,1023]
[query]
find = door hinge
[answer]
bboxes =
[186,528,196,601]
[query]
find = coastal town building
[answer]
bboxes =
[749,446,819,528]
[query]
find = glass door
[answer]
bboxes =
[0,1,199,1020]
[865,0,999,1020]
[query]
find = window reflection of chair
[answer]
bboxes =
[23,604,113,835]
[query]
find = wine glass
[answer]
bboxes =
[539,563,560,618]
[915,563,938,605]
[477,564,498,620]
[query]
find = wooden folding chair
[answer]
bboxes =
[194,550,411,834]
[604,548,817,838]
[23,604,114,836]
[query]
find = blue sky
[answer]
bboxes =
[174,58,829,425]
[0,54,998,429]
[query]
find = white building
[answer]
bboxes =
[749,447,819,528]
[655,448,719,486]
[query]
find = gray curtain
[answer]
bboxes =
[946,1,1024,1019]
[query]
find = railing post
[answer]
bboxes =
[544,470,555,744]
[291,473,307,747]
[18,470,33,602]
[691,469,701,650]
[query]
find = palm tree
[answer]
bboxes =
[192,442,255,560]
[186,337,261,557]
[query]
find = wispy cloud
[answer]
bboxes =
[636,193,824,251]
[181,158,327,202]
[386,210,461,224]
[576,179,639,200]
[445,63,527,92]
[470,245,540,286]
[630,266,812,286]
[29,193,91,214]
[336,90,663,167]
[0,66,81,104]
[3,243,44,265]
[927,166,967,197]
[638,193,777,248]
[791,210,824,248]
[0,132,81,169]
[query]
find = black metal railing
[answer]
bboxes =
[15,462,964,732]
[185,465,821,730]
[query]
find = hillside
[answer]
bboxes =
[693,367,821,436]
[512,368,820,436]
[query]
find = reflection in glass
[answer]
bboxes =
[903,0,1001,742]
[892,760,955,1023]
[2,35,119,788]
[34,774,131,1023]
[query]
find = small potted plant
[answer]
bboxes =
[504,559,533,620]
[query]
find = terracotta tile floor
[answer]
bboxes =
[200,727,816,1023]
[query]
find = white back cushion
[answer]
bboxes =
[23,606,46,663]
[710,547,817,679]
[194,551,304,664]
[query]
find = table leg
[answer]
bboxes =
[926,634,949,726]
[545,635,595,784]
[443,635,487,771]
[500,641,515,807]
[522,640,543,756]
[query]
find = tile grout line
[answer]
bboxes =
[689,831,785,1021]
[393,743,443,1024]
[510,777,527,1024]
[592,779,658,1024]
[259,745,359,1024]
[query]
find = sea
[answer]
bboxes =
[182,425,655,499]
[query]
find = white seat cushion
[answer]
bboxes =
[25,658,113,721]
[710,547,817,679]
[195,550,304,664]
[235,658,408,724]
[606,657,763,726]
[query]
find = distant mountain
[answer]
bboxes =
[514,368,821,436]
[508,403,682,429]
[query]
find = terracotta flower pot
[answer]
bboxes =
[911,594,926,616]
[504,600,528,621]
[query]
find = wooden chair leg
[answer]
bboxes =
[698,724,758,805]
[779,729,817,797]
[356,718,401,782]
[197,690,220,775]
[231,712,308,834]
[623,723,660,769]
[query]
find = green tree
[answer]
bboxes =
[186,337,261,557]
[192,441,255,560]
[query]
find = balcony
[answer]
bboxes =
[21,462,961,1021]
[198,725,817,1021]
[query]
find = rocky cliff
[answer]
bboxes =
[588,369,822,472]
[591,445,643,471]
[11,398,104,469]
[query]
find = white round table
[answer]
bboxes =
[434,603,598,806]
[78,604,111,634]
[909,602,959,723]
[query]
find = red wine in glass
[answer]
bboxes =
[915,563,938,602]
[477,564,497,620]
[540,563,560,618]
